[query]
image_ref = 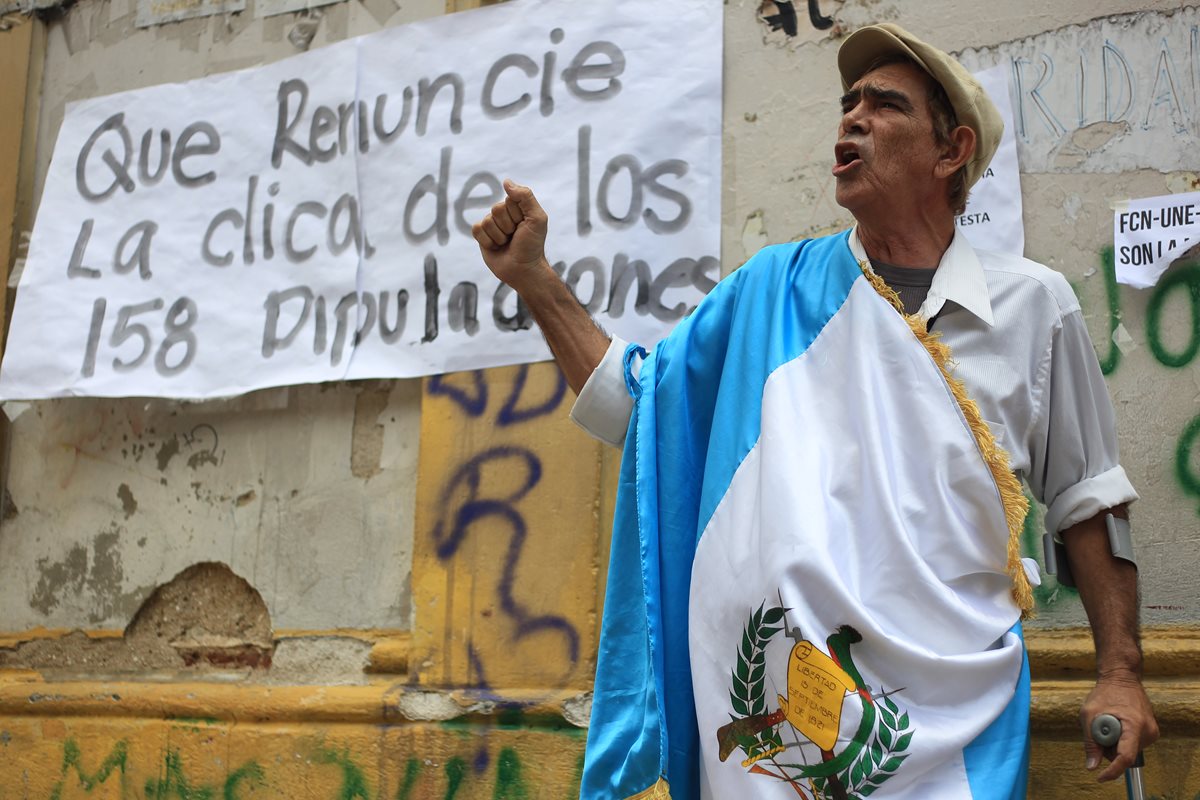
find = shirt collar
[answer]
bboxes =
[847,225,994,327]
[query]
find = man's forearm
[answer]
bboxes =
[1062,505,1141,676]
[509,258,611,395]
[473,182,611,394]
[1062,504,1158,779]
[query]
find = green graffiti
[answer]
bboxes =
[497,708,525,729]
[224,762,266,800]
[395,758,422,800]
[444,756,468,800]
[492,748,529,800]
[1175,414,1200,514]
[1096,247,1123,376]
[1146,261,1200,368]
[316,748,373,800]
[144,750,215,800]
[1018,493,1078,608]
[566,752,584,800]
[39,735,586,800]
[49,739,128,800]
[51,739,261,800]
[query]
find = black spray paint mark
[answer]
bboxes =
[760,1,798,37]
[758,0,833,36]
[806,0,834,29]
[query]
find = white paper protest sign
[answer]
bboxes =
[0,0,722,401]
[955,63,1024,257]
[1113,192,1200,289]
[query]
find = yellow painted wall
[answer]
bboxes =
[2,632,1199,798]
[0,680,586,799]
[410,363,616,693]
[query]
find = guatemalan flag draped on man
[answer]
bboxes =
[581,231,1033,800]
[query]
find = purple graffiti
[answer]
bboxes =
[428,370,489,417]
[432,447,580,664]
[497,365,567,427]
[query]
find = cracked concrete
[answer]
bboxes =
[394,689,466,721]
[258,636,371,685]
[561,692,592,728]
[3,562,273,674]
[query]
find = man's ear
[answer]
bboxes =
[935,125,976,179]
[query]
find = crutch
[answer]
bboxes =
[1090,713,1146,800]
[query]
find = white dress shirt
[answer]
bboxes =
[570,227,1138,534]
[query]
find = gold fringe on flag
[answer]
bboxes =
[859,265,1036,619]
[625,777,673,799]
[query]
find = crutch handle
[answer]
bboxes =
[1089,713,1147,800]
[1090,713,1123,747]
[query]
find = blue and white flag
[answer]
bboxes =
[582,232,1033,799]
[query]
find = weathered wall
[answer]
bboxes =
[2,384,423,632]
[724,0,1200,629]
[1,0,1199,798]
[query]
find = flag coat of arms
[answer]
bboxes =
[581,231,1034,800]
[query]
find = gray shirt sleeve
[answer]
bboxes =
[1029,308,1139,534]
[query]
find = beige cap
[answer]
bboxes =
[837,23,1002,191]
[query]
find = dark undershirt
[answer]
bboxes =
[871,260,936,316]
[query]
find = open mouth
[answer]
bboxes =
[832,143,863,176]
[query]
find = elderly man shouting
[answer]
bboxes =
[473,23,1157,800]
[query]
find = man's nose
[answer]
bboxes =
[841,105,868,134]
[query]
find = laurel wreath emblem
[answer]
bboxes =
[811,694,913,798]
[728,602,786,761]
[726,602,915,798]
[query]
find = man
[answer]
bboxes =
[473,23,1157,799]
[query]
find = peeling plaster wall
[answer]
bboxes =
[3,381,421,631]
[957,9,1200,174]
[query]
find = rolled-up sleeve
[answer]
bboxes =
[1031,309,1139,534]
[569,336,640,448]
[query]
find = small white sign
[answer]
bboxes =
[1113,191,1200,289]
[955,63,1024,257]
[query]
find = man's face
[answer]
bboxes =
[833,61,944,216]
